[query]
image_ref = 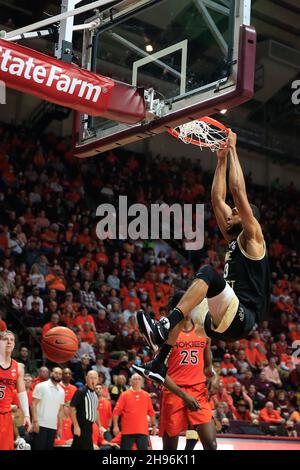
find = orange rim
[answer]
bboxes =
[168,116,229,147]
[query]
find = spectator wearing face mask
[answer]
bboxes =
[111,327,133,351]
[110,355,132,383]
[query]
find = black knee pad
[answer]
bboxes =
[196,265,226,298]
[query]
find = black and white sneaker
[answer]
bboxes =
[132,358,167,385]
[137,310,170,353]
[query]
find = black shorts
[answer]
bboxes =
[203,301,256,342]
[71,422,93,450]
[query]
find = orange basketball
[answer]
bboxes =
[42,327,78,363]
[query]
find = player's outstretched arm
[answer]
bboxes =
[164,375,200,411]
[228,131,264,245]
[211,147,232,242]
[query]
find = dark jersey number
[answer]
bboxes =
[179,350,199,365]
[0,385,6,399]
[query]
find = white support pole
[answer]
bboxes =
[56,0,81,59]
[4,0,116,40]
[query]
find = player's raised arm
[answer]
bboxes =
[228,130,264,247]
[211,147,232,242]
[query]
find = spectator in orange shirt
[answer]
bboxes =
[0,313,7,331]
[92,423,119,450]
[245,340,261,368]
[95,384,113,440]
[290,324,300,342]
[112,374,157,450]
[45,267,66,292]
[54,403,73,447]
[234,400,253,422]
[123,291,141,311]
[276,334,288,356]
[61,304,77,328]
[32,367,50,390]
[210,381,235,413]
[42,313,61,337]
[79,253,97,274]
[60,368,77,403]
[80,322,96,345]
[221,353,237,376]
[95,246,109,266]
[289,407,300,424]
[77,228,91,247]
[74,306,96,331]
[24,373,33,408]
[259,402,285,424]
[251,331,268,365]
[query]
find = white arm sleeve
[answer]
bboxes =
[18,391,30,418]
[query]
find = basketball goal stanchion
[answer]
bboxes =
[168,116,229,152]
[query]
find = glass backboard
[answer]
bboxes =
[73,0,256,157]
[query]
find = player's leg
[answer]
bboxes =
[163,433,179,450]
[196,421,217,450]
[184,430,198,450]
[135,434,150,450]
[133,265,236,383]
[120,434,135,450]
[0,413,14,450]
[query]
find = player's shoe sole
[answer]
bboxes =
[132,361,167,385]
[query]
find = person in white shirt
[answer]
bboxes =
[92,354,111,386]
[32,367,65,450]
[26,286,44,314]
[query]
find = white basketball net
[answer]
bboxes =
[173,119,228,151]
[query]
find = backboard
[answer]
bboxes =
[73,0,256,157]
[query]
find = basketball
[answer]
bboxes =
[42,327,78,363]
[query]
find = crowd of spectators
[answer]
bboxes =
[0,121,300,440]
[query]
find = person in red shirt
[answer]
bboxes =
[92,423,119,449]
[74,306,96,331]
[31,366,49,390]
[112,374,156,450]
[41,312,60,337]
[259,402,285,424]
[0,331,31,450]
[95,384,113,439]
[276,333,288,355]
[79,322,97,345]
[24,373,33,408]
[54,403,73,447]
[160,312,217,451]
[210,381,235,413]
[234,400,253,422]
[221,353,237,375]
[0,313,7,332]
[60,368,77,403]
[245,340,261,368]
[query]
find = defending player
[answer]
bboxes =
[0,330,31,450]
[133,130,270,384]
[161,292,217,450]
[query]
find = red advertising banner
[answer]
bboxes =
[0,39,144,122]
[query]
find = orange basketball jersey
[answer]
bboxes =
[0,359,19,412]
[168,327,207,386]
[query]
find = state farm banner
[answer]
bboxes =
[0,39,114,117]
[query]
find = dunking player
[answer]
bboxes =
[161,291,217,450]
[133,130,270,384]
[0,330,31,450]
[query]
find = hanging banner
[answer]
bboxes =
[0,39,146,123]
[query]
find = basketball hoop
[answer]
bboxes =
[168,116,229,151]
